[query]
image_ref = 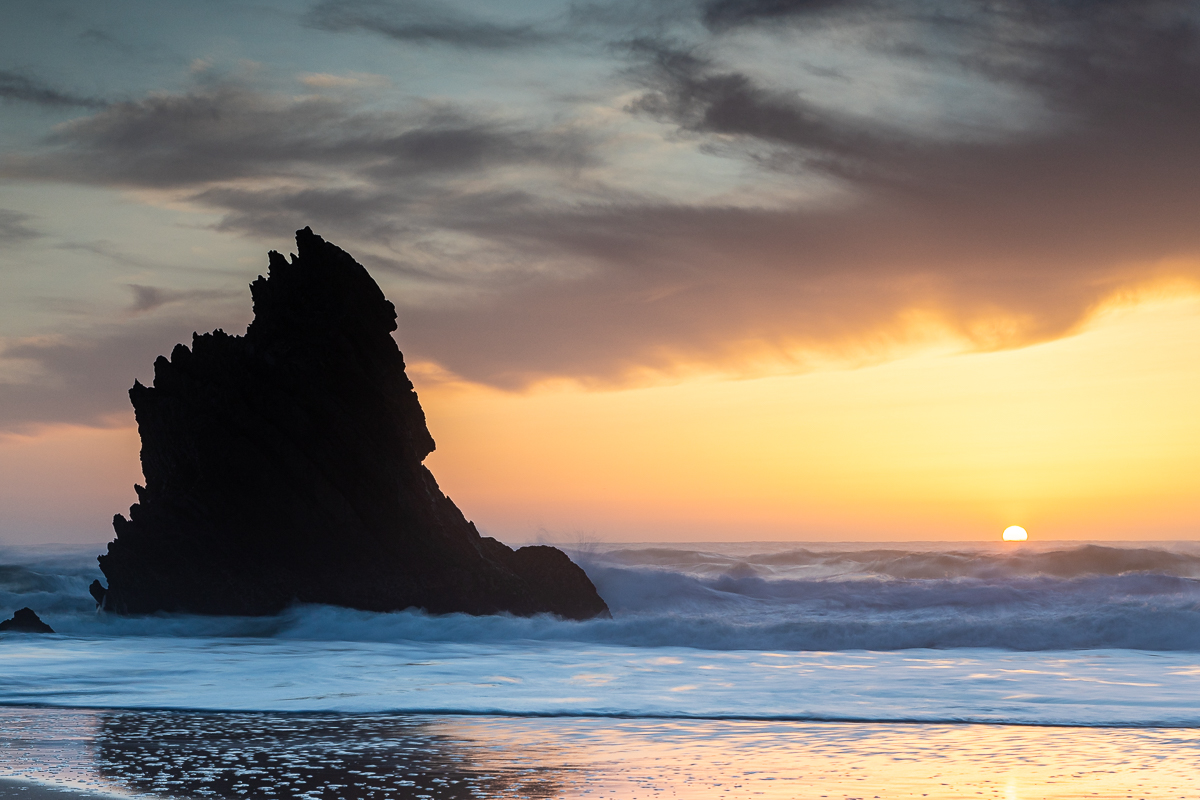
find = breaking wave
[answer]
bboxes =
[3,541,1200,652]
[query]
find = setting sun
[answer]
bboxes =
[1003,526,1029,542]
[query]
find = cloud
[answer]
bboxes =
[395,0,1200,385]
[388,198,1136,388]
[0,210,40,244]
[2,81,593,191]
[126,285,242,315]
[79,28,122,47]
[0,313,245,433]
[0,69,105,108]
[54,239,195,274]
[3,0,1200,400]
[306,0,561,49]
[625,41,886,173]
[300,72,390,89]
[700,0,869,29]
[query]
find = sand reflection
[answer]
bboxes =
[438,717,1200,799]
[3,708,1200,799]
[94,711,565,799]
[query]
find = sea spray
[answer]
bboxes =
[3,541,1200,724]
[5,541,1200,652]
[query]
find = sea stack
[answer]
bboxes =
[96,228,609,621]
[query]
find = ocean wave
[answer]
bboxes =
[2,635,1199,725]
[258,600,1200,652]
[4,542,1200,651]
[585,542,1200,581]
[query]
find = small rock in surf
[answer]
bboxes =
[0,607,54,633]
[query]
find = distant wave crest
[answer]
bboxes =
[3,542,1200,652]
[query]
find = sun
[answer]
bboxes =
[1002,525,1028,542]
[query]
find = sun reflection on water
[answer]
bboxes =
[0,708,1198,799]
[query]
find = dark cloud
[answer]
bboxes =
[0,210,40,244]
[391,191,1158,388]
[127,285,166,314]
[197,185,412,242]
[78,29,123,48]
[2,82,592,191]
[394,0,1200,385]
[0,69,105,108]
[4,0,1200,400]
[0,312,246,433]
[126,285,241,315]
[632,0,1200,182]
[626,41,886,175]
[80,29,118,45]
[701,0,863,29]
[306,0,560,49]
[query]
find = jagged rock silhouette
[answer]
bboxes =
[96,228,609,620]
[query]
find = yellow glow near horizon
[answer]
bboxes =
[418,290,1200,541]
[0,424,142,543]
[1002,526,1028,541]
[3,290,1200,544]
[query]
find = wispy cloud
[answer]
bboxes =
[625,40,888,174]
[306,0,563,49]
[125,284,241,315]
[0,314,242,432]
[299,71,390,89]
[3,81,593,190]
[0,69,105,108]
[700,0,868,30]
[0,210,40,244]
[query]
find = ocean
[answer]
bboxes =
[2,540,1199,798]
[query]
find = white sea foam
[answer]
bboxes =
[2,541,1199,724]
[8,541,1200,651]
[1,635,1199,725]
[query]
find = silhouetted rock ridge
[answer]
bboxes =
[97,228,609,620]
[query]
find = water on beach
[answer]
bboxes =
[4,708,1200,800]
[2,540,1200,797]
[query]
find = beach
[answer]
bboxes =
[2,709,1199,799]
[3,541,1199,798]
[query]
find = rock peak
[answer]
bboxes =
[249,227,398,346]
[96,228,609,620]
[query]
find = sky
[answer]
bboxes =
[1,0,1199,544]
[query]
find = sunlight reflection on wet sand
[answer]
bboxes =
[1,708,1197,799]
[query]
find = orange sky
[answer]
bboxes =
[4,287,1197,545]
[418,289,1200,542]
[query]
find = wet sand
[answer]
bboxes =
[0,780,120,800]
[1,707,1196,799]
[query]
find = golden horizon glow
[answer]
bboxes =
[419,289,1200,541]
[1002,526,1028,542]
[3,290,1200,544]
